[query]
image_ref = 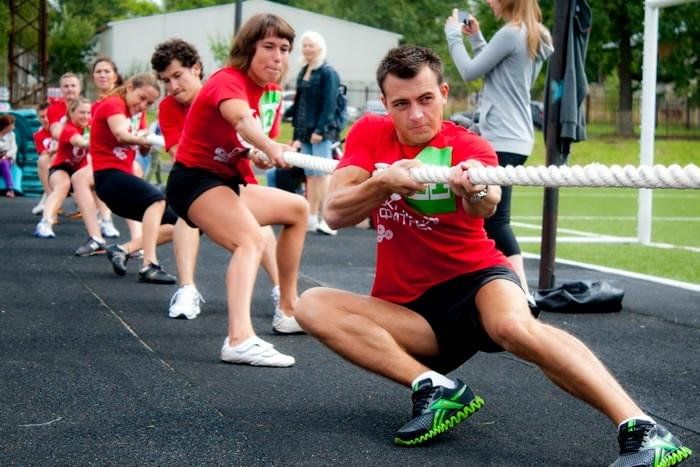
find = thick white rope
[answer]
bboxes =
[271,151,700,189]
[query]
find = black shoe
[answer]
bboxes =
[394,378,484,446]
[138,263,176,284]
[75,236,106,256]
[611,419,692,467]
[106,244,128,276]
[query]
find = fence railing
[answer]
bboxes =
[319,83,699,139]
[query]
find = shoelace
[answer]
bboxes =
[170,287,205,307]
[619,423,653,453]
[411,385,439,416]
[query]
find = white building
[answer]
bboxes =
[94,0,402,101]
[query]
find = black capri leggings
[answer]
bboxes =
[94,169,178,225]
[484,152,527,257]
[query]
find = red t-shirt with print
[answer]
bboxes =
[337,114,510,304]
[33,128,53,155]
[90,95,138,173]
[52,121,88,170]
[160,93,258,184]
[175,67,282,181]
[47,99,67,126]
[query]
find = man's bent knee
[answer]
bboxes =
[487,313,539,354]
[295,287,334,332]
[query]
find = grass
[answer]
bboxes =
[509,131,700,285]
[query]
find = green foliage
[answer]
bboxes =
[47,7,97,79]
[209,34,231,68]
[164,0,230,12]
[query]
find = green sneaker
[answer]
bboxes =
[393,378,484,446]
[611,419,692,467]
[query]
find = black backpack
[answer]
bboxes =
[334,83,349,132]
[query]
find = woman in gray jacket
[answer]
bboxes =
[445,0,553,296]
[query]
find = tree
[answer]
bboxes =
[572,0,699,136]
[47,6,97,79]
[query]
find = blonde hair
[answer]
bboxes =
[299,30,327,70]
[109,72,159,99]
[68,96,91,114]
[499,0,551,58]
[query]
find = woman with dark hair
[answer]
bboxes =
[71,56,126,255]
[90,72,177,284]
[152,38,283,321]
[167,14,309,366]
[0,114,17,198]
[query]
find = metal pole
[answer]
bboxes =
[538,0,572,290]
[234,0,243,34]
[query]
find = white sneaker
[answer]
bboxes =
[316,219,338,236]
[220,336,295,367]
[272,307,305,334]
[34,219,55,238]
[270,285,280,309]
[168,285,205,320]
[100,219,120,238]
[307,214,318,232]
[31,203,44,215]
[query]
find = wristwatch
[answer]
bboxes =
[468,186,489,204]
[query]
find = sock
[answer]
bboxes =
[618,415,655,431]
[412,371,456,390]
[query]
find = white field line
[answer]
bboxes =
[522,252,700,292]
[518,236,637,243]
[513,216,700,222]
[512,221,700,253]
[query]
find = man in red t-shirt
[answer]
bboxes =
[294,46,680,464]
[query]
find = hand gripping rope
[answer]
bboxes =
[272,151,700,190]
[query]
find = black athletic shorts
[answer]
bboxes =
[403,266,525,374]
[166,162,245,228]
[94,168,177,225]
[49,164,78,178]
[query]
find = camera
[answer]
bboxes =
[458,10,472,26]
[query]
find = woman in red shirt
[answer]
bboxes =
[72,56,125,255]
[34,98,91,238]
[167,14,309,367]
[91,72,177,284]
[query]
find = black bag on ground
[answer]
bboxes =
[534,280,624,313]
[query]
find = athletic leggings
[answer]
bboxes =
[485,151,527,257]
[0,159,13,190]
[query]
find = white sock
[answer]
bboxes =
[412,371,456,389]
[618,415,655,431]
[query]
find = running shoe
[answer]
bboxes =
[220,336,295,367]
[106,244,128,276]
[31,203,44,215]
[168,285,205,319]
[272,307,305,334]
[75,236,106,256]
[34,219,55,238]
[127,249,144,260]
[100,218,120,238]
[307,214,318,232]
[270,285,280,309]
[394,378,484,446]
[138,263,176,284]
[316,219,338,236]
[611,419,692,467]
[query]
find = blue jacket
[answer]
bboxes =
[291,63,340,142]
